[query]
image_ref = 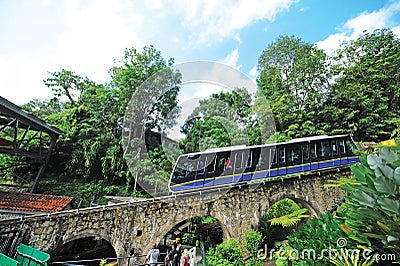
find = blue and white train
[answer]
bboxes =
[169,134,359,192]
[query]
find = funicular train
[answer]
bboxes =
[169,134,359,192]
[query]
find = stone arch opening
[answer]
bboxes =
[50,236,117,265]
[259,196,315,247]
[152,216,225,264]
[289,197,319,218]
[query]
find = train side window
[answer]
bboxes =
[339,139,347,155]
[279,147,286,164]
[206,155,216,175]
[302,144,310,160]
[257,147,272,169]
[271,148,277,164]
[246,151,253,168]
[235,152,243,169]
[320,141,332,157]
[310,143,318,159]
[332,140,339,155]
[288,144,300,164]
[196,158,206,176]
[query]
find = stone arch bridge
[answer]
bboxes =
[0,168,352,264]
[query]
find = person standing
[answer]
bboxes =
[168,243,179,266]
[144,243,160,266]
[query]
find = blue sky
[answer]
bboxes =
[1,0,400,105]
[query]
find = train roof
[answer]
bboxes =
[179,134,351,158]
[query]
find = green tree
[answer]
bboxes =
[244,230,264,266]
[115,46,181,194]
[180,88,274,153]
[324,29,400,141]
[28,45,180,202]
[257,35,331,139]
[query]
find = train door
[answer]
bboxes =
[254,147,269,179]
[269,147,278,177]
[277,145,287,176]
[331,139,341,166]
[301,143,311,171]
[213,151,233,186]
[338,138,349,165]
[318,140,333,169]
[193,154,208,189]
[310,141,319,170]
[242,148,255,182]
[233,149,249,183]
[287,144,301,174]
[203,153,217,187]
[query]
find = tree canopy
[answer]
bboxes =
[1,29,399,204]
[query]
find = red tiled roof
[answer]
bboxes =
[0,191,73,213]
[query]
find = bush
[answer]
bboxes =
[287,212,357,265]
[206,239,244,266]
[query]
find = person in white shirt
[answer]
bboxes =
[144,243,160,266]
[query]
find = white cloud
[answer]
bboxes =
[221,48,241,69]
[249,65,257,79]
[316,1,400,54]
[179,0,297,45]
[55,0,145,83]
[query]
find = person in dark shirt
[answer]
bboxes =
[167,243,179,266]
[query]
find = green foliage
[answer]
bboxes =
[180,89,253,153]
[257,35,331,138]
[268,208,309,227]
[324,29,400,141]
[328,248,375,266]
[34,45,178,195]
[245,230,264,257]
[287,212,358,265]
[334,146,400,261]
[259,199,306,246]
[245,257,263,266]
[206,239,244,266]
[39,176,146,206]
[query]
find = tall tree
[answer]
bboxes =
[324,29,400,141]
[180,88,261,153]
[257,35,331,139]
[38,45,180,197]
[113,45,181,194]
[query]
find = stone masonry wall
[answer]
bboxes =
[0,167,352,264]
